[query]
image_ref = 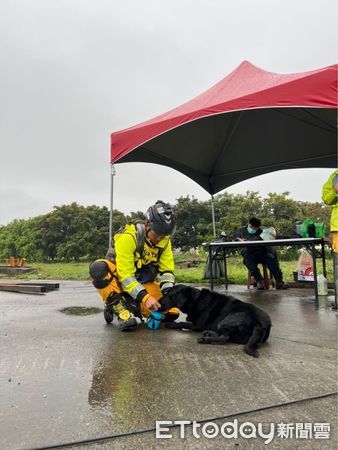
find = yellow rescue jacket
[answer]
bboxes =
[114,223,175,302]
[322,170,338,231]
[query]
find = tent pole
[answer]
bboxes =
[108,163,116,252]
[211,195,216,238]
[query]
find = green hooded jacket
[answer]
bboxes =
[322,170,338,231]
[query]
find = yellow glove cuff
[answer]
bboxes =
[141,293,150,306]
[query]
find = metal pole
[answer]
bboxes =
[211,195,216,238]
[209,245,214,291]
[311,243,319,307]
[108,164,116,252]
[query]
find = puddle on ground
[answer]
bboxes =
[60,306,102,316]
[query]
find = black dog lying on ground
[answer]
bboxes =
[160,285,271,358]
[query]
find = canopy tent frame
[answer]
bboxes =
[110,62,337,193]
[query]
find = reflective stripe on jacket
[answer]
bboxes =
[322,170,338,231]
[114,224,175,301]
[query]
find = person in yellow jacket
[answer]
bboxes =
[322,170,338,251]
[322,170,338,307]
[89,200,179,330]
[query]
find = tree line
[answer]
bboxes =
[0,192,331,262]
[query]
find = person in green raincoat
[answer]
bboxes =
[322,170,338,306]
[322,170,338,252]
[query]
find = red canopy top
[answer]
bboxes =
[111,61,338,162]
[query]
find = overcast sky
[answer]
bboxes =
[0,0,337,225]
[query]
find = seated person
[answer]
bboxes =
[232,218,288,290]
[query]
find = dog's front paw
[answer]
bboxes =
[201,330,218,338]
[198,336,212,344]
[244,345,259,358]
[198,331,218,344]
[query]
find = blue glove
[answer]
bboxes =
[147,311,163,330]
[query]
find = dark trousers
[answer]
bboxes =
[243,252,281,281]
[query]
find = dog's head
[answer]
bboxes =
[159,284,201,314]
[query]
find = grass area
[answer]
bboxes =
[0,262,91,281]
[176,257,333,284]
[0,256,333,285]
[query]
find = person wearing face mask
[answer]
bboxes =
[89,200,179,330]
[232,218,288,290]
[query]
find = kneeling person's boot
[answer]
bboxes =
[106,293,137,330]
[103,300,115,324]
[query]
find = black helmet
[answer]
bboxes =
[146,200,176,236]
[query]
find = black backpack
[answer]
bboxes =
[105,220,145,262]
[106,220,168,262]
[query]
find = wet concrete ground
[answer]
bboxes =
[0,281,337,449]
